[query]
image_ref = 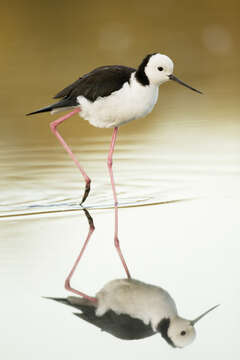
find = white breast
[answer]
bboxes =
[77,74,159,128]
[95,279,178,331]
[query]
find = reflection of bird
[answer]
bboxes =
[46,278,218,348]
[27,53,202,279]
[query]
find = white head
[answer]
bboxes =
[167,317,196,348]
[157,304,219,348]
[136,53,202,93]
[144,53,174,86]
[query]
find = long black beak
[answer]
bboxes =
[190,304,220,326]
[169,74,202,94]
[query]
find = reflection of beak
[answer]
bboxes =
[169,74,202,94]
[190,304,220,326]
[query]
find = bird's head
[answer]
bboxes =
[157,304,219,348]
[166,317,196,348]
[137,53,202,94]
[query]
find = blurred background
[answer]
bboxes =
[1,0,239,359]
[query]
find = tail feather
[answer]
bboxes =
[43,296,96,310]
[26,104,56,116]
[26,98,78,116]
[43,297,70,306]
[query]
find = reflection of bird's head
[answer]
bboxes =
[157,304,220,348]
[158,317,196,348]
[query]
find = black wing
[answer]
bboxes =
[46,296,155,340]
[54,65,136,102]
[75,310,155,340]
[26,65,135,116]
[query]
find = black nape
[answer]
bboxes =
[135,54,156,86]
[157,318,176,348]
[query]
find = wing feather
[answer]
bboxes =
[54,65,136,102]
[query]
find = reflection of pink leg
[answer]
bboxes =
[108,127,131,279]
[65,209,97,302]
[50,108,91,204]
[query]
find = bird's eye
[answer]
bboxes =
[180,331,186,336]
[158,67,164,71]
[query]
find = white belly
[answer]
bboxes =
[77,76,159,128]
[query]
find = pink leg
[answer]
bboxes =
[108,127,131,279]
[65,208,97,302]
[50,108,91,204]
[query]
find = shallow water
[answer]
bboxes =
[1,0,240,359]
[2,114,240,217]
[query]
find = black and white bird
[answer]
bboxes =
[27,53,202,279]
[26,52,202,204]
[27,53,201,125]
[47,278,218,348]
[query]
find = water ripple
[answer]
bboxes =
[1,133,239,218]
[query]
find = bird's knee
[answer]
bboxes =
[65,279,70,290]
[49,122,56,132]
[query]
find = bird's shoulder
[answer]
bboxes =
[54,65,136,102]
